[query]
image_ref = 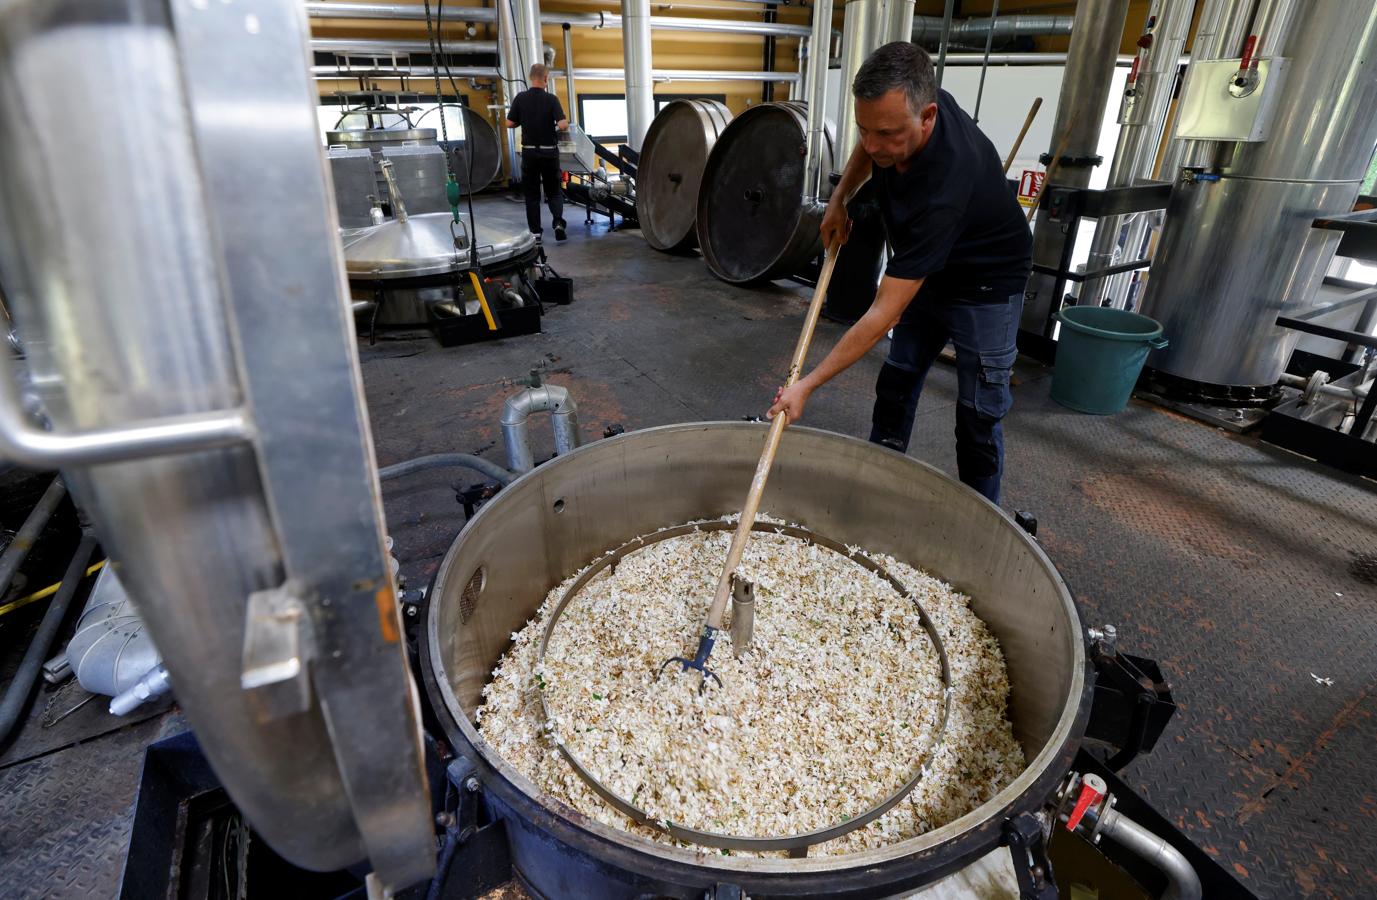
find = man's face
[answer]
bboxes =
[855,88,937,168]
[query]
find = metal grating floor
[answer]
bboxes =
[1,195,1373,898]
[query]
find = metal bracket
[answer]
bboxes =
[1003,812,1057,900]
[241,582,315,719]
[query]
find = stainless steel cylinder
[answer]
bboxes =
[637,99,733,251]
[697,101,834,284]
[1022,0,1133,335]
[1141,0,1377,394]
[833,0,882,176]
[622,0,655,152]
[802,0,835,202]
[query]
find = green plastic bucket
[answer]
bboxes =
[1051,307,1168,415]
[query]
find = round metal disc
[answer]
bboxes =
[696,102,833,285]
[442,107,503,195]
[637,99,733,252]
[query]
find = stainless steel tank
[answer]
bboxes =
[696,102,835,285]
[637,99,733,252]
[1139,0,1377,400]
[342,213,540,326]
[421,423,1090,898]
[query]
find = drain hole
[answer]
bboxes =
[553,498,566,514]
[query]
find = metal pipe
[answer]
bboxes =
[0,532,98,745]
[513,0,543,92]
[1278,372,1371,401]
[311,37,499,55]
[377,452,516,485]
[305,2,814,37]
[0,476,65,598]
[622,0,655,151]
[1022,0,1131,336]
[833,0,881,174]
[109,663,173,716]
[495,0,522,180]
[729,576,755,656]
[913,13,1074,44]
[972,0,1000,123]
[802,0,833,202]
[60,564,161,706]
[312,53,1135,83]
[934,0,956,87]
[500,384,581,474]
[1098,808,1203,900]
[1248,0,1300,60]
[1081,0,1194,309]
[881,0,916,45]
[561,24,577,124]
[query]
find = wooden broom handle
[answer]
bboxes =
[704,240,843,630]
[1003,97,1043,175]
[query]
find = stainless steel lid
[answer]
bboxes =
[341,212,538,279]
[326,127,437,146]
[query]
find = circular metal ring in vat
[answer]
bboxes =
[637,99,733,251]
[533,520,952,853]
[696,101,833,284]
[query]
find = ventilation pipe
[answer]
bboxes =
[304,2,815,38]
[833,0,881,174]
[1021,0,1131,339]
[501,380,581,474]
[911,13,1075,44]
[622,0,655,151]
[802,0,834,202]
[561,24,577,125]
[880,0,915,44]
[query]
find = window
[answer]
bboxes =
[578,95,629,144]
[577,93,729,144]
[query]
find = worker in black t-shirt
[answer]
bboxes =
[768,42,1032,505]
[505,63,570,241]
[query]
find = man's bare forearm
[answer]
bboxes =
[800,275,923,391]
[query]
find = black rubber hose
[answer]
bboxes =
[0,531,98,745]
[0,477,66,598]
[378,453,515,486]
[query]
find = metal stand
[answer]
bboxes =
[1262,208,1377,476]
[1019,182,1173,363]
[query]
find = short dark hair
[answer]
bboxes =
[852,42,937,114]
[529,63,549,82]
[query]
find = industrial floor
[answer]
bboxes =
[2,194,1375,899]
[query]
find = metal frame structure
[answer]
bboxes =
[1019,182,1173,362]
[0,0,434,890]
[1261,208,1377,476]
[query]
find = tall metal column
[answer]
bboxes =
[496,0,523,181]
[833,0,881,176]
[1080,0,1195,309]
[1021,0,1131,338]
[879,0,915,44]
[622,0,655,151]
[802,0,835,203]
[1140,0,1377,396]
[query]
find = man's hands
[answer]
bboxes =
[821,198,851,250]
[768,381,813,423]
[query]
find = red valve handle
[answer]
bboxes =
[1066,774,1108,831]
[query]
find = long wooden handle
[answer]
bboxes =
[1003,97,1043,175]
[704,242,842,630]
[1026,106,1082,224]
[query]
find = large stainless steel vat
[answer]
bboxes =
[422,423,1089,898]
